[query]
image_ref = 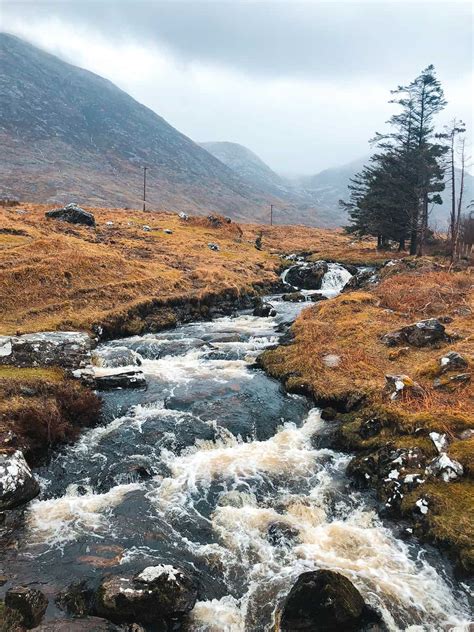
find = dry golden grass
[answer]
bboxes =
[0,203,389,335]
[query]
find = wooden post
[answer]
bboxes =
[270,204,273,226]
[143,166,147,211]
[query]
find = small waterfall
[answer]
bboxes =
[320,262,353,297]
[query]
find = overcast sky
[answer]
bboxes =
[2,0,473,174]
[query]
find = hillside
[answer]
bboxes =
[0,202,387,336]
[0,33,281,223]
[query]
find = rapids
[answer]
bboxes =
[0,263,471,630]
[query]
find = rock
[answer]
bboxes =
[253,301,276,317]
[96,565,197,624]
[163,229,173,234]
[381,319,447,348]
[433,373,471,390]
[282,292,306,303]
[5,585,48,628]
[0,331,93,369]
[207,242,220,251]
[106,221,114,226]
[32,617,125,631]
[142,225,151,232]
[0,451,40,510]
[92,347,142,369]
[267,521,299,547]
[459,429,474,440]
[429,432,448,454]
[56,580,96,617]
[344,269,376,290]
[280,569,380,632]
[217,490,257,508]
[426,454,464,481]
[93,370,147,391]
[207,214,222,228]
[178,212,189,221]
[384,374,423,400]
[45,203,95,227]
[439,351,468,373]
[284,261,328,290]
[358,417,382,439]
[309,294,328,302]
[320,407,337,421]
[225,216,232,224]
[322,354,340,368]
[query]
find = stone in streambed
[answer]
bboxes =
[5,585,48,628]
[93,370,147,391]
[96,565,197,624]
[284,261,328,290]
[282,292,306,303]
[0,450,40,510]
[279,569,380,631]
[92,347,142,368]
[32,617,125,631]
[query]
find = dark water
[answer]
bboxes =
[0,264,471,630]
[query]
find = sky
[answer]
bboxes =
[2,0,473,175]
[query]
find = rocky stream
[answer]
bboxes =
[0,261,471,631]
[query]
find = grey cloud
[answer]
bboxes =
[3,1,473,80]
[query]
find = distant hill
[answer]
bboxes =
[0,33,288,222]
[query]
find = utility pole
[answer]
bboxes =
[143,166,147,211]
[270,204,273,226]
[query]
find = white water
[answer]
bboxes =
[10,262,471,631]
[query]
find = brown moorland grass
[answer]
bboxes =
[0,203,392,335]
[260,264,473,568]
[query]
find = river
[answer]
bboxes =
[0,263,471,630]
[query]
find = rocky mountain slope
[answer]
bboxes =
[0,33,290,223]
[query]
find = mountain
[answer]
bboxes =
[0,33,287,222]
[201,141,290,198]
[297,158,474,229]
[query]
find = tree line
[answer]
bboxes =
[341,65,471,259]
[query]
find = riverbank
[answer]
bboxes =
[260,257,473,576]
[0,203,398,337]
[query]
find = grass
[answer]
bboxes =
[0,203,392,335]
[261,261,473,570]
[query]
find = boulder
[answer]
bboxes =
[207,214,222,228]
[207,242,220,251]
[344,269,376,290]
[32,617,126,631]
[92,370,147,391]
[92,347,142,369]
[284,261,328,290]
[142,225,151,232]
[0,450,40,510]
[282,292,306,303]
[5,585,48,628]
[0,331,93,368]
[426,454,463,482]
[439,351,468,373]
[309,294,328,303]
[178,212,189,221]
[96,565,197,624]
[280,569,380,632]
[384,374,423,401]
[433,373,471,391]
[381,319,447,348]
[253,301,277,317]
[163,229,173,235]
[45,203,95,227]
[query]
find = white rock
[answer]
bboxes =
[429,432,448,454]
[0,336,12,357]
[416,498,429,515]
[427,454,463,482]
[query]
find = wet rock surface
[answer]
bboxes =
[0,331,93,368]
[284,261,328,290]
[5,585,48,628]
[96,565,197,624]
[92,347,142,369]
[280,569,381,632]
[0,450,40,510]
[32,617,127,631]
[92,370,147,391]
[45,203,95,227]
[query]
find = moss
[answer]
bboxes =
[449,438,474,477]
[401,481,474,574]
[0,365,63,383]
